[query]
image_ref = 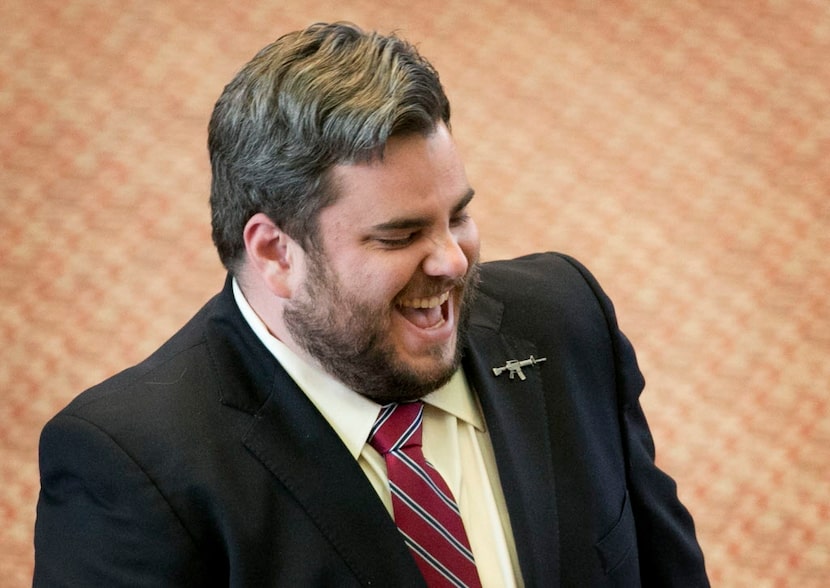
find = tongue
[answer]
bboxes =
[398,304,444,329]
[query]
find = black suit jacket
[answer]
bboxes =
[34,253,709,586]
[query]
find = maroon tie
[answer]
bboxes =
[369,402,482,587]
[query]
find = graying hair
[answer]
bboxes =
[208,22,451,272]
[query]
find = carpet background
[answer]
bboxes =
[2,1,828,586]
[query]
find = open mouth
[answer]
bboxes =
[396,290,451,329]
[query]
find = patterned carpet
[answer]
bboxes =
[2,1,828,585]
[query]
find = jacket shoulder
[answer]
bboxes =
[477,252,617,332]
[60,293,220,416]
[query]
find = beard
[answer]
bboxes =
[283,253,481,403]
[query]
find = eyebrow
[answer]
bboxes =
[369,188,476,232]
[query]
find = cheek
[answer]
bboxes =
[337,257,414,304]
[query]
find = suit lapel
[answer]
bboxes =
[206,278,423,586]
[241,375,424,586]
[463,291,561,587]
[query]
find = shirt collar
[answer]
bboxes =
[423,371,485,432]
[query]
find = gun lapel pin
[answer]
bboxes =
[492,355,547,381]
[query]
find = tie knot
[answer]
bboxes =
[368,402,424,455]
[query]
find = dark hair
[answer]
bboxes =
[208,22,451,272]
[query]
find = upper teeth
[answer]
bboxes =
[398,291,450,309]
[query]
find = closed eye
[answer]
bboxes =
[375,232,418,248]
[450,211,471,227]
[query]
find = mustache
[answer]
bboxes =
[396,261,481,301]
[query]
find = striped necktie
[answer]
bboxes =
[369,402,482,588]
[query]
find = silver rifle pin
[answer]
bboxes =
[492,355,547,380]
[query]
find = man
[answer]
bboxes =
[34,22,709,587]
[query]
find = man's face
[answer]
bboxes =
[283,123,481,402]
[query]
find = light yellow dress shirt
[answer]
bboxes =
[233,280,522,587]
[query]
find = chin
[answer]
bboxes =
[398,340,458,375]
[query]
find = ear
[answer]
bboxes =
[243,213,303,299]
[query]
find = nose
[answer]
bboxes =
[422,230,470,279]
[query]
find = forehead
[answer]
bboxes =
[324,124,471,224]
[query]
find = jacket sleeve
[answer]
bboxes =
[33,412,215,587]
[562,254,710,587]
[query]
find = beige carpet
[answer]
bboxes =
[2,1,829,585]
